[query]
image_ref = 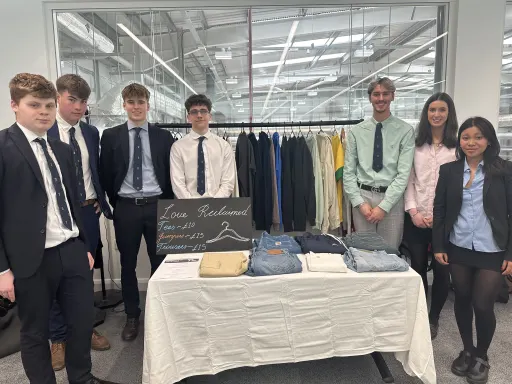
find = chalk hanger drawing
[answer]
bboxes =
[206,221,250,244]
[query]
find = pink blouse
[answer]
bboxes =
[404,143,456,217]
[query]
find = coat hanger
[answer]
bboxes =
[205,221,250,244]
[307,123,312,137]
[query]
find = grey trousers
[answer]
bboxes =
[351,188,404,249]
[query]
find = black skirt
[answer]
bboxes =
[448,242,504,272]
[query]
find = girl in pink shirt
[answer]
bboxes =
[403,92,458,340]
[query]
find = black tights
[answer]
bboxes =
[451,264,503,358]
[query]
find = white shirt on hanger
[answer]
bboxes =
[56,112,96,200]
[170,130,235,199]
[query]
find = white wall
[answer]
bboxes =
[0,0,507,288]
[451,0,506,127]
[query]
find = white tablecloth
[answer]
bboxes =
[142,252,436,384]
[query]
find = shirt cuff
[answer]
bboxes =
[351,196,365,208]
[0,269,11,276]
[404,201,417,212]
[378,200,392,213]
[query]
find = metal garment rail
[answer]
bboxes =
[156,119,364,130]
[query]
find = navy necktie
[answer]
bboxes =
[372,122,383,173]
[133,128,143,191]
[35,138,73,230]
[69,127,86,202]
[197,136,206,195]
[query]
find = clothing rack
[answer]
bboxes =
[156,119,363,131]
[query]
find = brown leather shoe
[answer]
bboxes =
[51,342,66,371]
[91,329,111,351]
[121,318,139,341]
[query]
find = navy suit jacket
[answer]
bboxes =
[48,121,113,219]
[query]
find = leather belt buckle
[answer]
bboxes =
[371,186,381,193]
[135,197,145,206]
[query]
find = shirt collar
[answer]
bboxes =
[127,120,149,131]
[56,111,80,132]
[17,122,47,142]
[371,114,393,127]
[464,158,484,172]
[189,130,212,140]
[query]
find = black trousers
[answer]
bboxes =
[14,238,94,384]
[113,198,165,318]
[403,214,450,324]
[50,204,100,342]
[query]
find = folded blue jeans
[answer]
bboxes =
[344,247,409,272]
[255,232,302,254]
[246,248,302,276]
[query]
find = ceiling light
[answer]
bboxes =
[238,108,245,113]
[58,13,114,53]
[236,101,243,107]
[226,77,238,84]
[298,100,306,105]
[232,92,242,98]
[117,23,197,94]
[290,107,297,111]
[354,49,374,57]
[307,91,318,96]
[215,48,232,60]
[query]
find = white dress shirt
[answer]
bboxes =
[56,113,96,200]
[170,130,235,199]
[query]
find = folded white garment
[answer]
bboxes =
[306,252,348,273]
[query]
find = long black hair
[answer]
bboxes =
[456,116,508,176]
[415,92,458,148]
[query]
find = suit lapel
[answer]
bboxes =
[48,122,60,140]
[49,138,77,219]
[80,121,95,170]
[484,173,491,197]
[148,125,160,173]
[8,124,45,189]
[454,160,464,207]
[120,123,130,170]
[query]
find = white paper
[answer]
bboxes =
[158,259,200,279]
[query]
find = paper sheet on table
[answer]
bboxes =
[159,259,199,279]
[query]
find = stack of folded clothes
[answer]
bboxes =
[254,232,302,253]
[246,248,302,276]
[343,247,409,273]
[342,231,400,255]
[306,252,347,273]
[295,232,347,254]
[199,252,249,277]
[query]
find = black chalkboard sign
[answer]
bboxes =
[156,198,253,255]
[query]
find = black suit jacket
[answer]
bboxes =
[99,122,174,208]
[48,121,112,219]
[0,124,88,278]
[433,159,512,260]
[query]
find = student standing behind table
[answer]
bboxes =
[433,117,512,384]
[403,92,457,340]
[170,94,235,199]
[0,73,114,384]
[99,83,173,342]
[343,77,415,249]
[47,74,112,372]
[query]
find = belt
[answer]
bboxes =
[358,183,387,193]
[81,199,97,207]
[118,195,160,206]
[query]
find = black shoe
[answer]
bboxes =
[429,322,439,340]
[451,350,473,376]
[122,317,140,341]
[466,357,490,384]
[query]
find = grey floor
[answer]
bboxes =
[1,291,512,384]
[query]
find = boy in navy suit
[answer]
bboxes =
[47,74,112,370]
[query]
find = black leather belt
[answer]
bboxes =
[358,183,387,193]
[118,195,160,205]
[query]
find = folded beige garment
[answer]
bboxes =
[199,252,248,277]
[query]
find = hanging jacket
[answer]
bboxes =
[258,131,273,233]
[281,136,294,232]
[272,132,282,229]
[235,132,256,203]
[317,133,340,232]
[248,132,263,229]
[306,134,324,230]
[292,136,316,231]
[269,139,280,230]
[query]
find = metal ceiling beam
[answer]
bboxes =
[125,12,152,36]
[370,19,436,62]
[78,12,119,44]
[200,11,209,30]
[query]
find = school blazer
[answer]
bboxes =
[432,159,512,260]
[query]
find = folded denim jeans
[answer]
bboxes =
[255,232,302,254]
[344,247,409,273]
[246,248,302,276]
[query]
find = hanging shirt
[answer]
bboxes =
[170,130,235,198]
[332,133,344,224]
[306,134,324,230]
[317,133,340,233]
[272,132,282,228]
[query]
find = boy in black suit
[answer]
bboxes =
[47,74,112,371]
[0,73,111,383]
[100,83,173,341]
